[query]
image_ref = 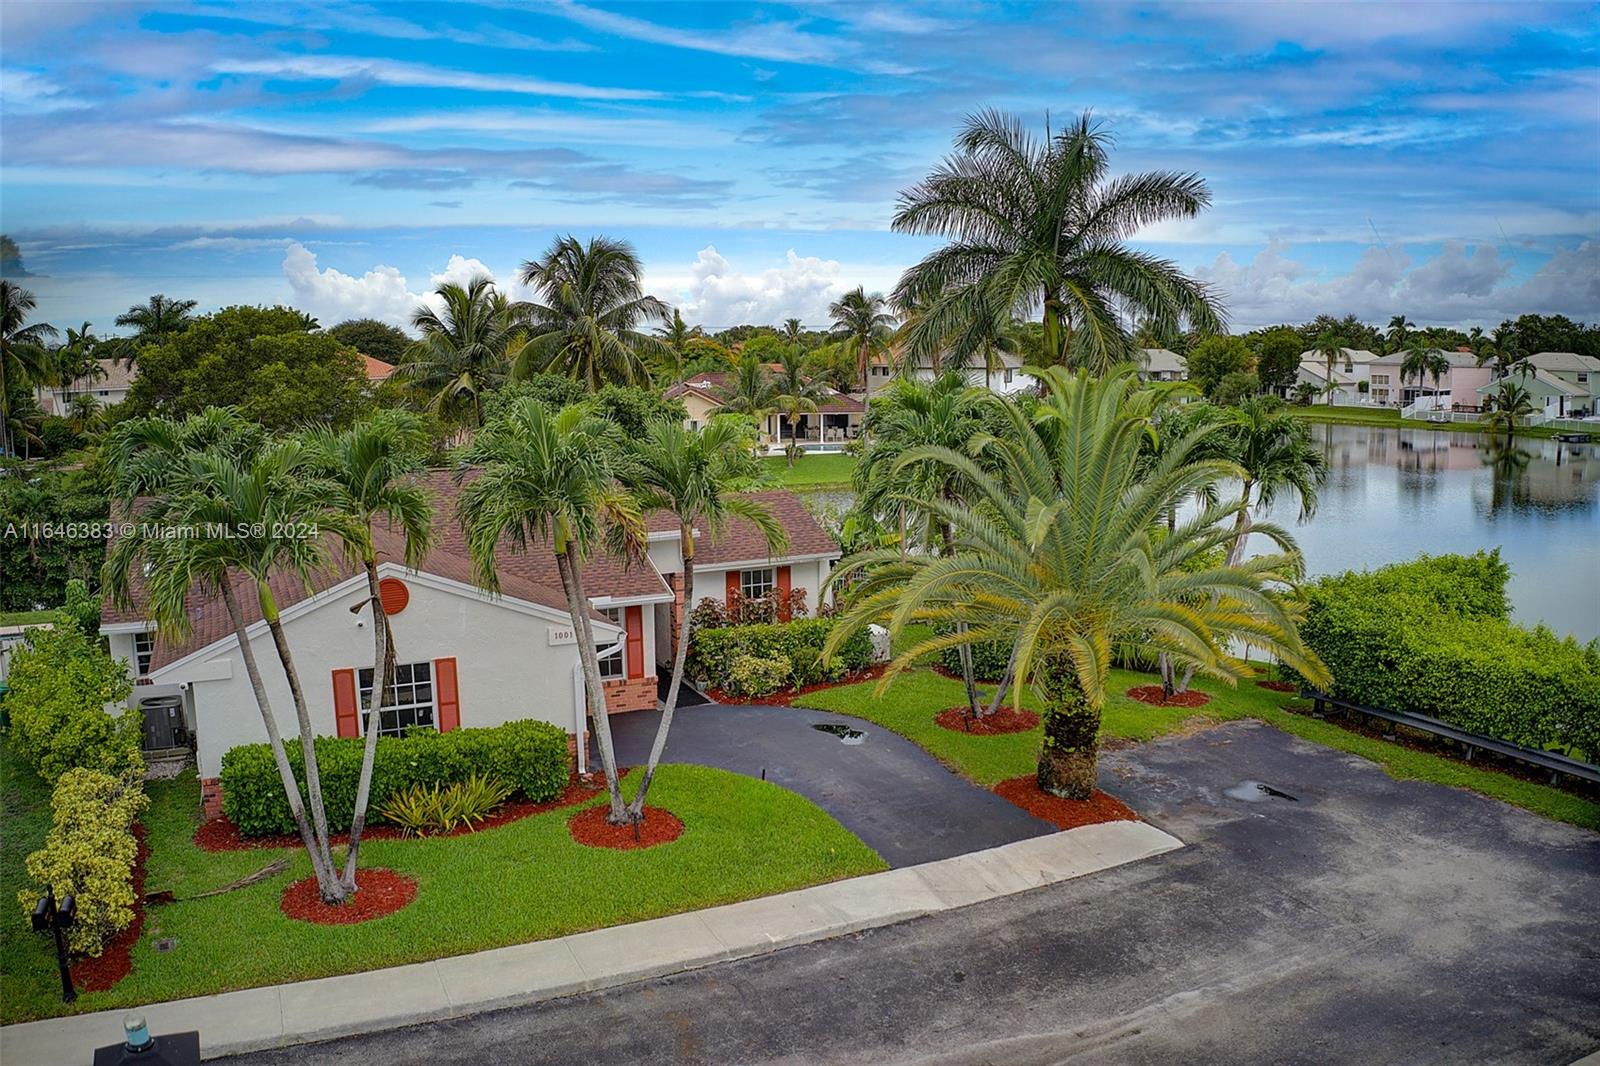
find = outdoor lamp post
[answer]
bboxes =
[30,888,77,1003]
[91,1013,201,1065]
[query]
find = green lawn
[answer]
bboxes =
[794,666,1600,830]
[763,452,857,489]
[0,749,884,1023]
[0,610,60,627]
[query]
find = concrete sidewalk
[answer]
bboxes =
[0,820,1180,1065]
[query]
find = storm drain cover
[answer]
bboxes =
[1223,780,1299,803]
[154,938,177,953]
[812,723,866,745]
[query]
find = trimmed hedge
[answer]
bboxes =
[1296,551,1600,761]
[17,768,147,956]
[936,635,1011,682]
[220,719,569,837]
[688,618,873,696]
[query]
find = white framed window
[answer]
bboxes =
[133,631,155,676]
[598,608,624,680]
[1004,369,1014,385]
[358,661,435,737]
[741,567,776,599]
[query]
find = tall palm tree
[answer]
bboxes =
[56,322,102,391]
[892,110,1224,375]
[396,276,514,432]
[652,307,700,381]
[302,410,434,892]
[0,280,58,457]
[1486,325,1521,378]
[853,371,992,715]
[770,346,827,466]
[1385,314,1414,355]
[1314,332,1344,406]
[104,410,356,902]
[828,287,895,417]
[782,318,805,349]
[623,419,784,818]
[112,294,197,367]
[712,355,778,442]
[827,367,1328,797]
[1482,380,1535,444]
[511,235,670,389]
[455,400,644,824]
[1401,344,1451,409]
[67,392,101,433]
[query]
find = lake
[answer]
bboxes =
[797,423,1600,642]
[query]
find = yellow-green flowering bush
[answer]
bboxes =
[4,618,140,784]
[17,768,148,956]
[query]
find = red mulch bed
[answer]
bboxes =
[70,825,148,993]
[281,868,417,925]
[993,776,1139,831]
[933,705,1040,735]
[1125,685,1212,708]
[705,664,889,707]
[1256,679,1298,693]
[568,804,684,850]
[194,776,605,852]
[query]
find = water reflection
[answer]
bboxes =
[797,423,1600,640]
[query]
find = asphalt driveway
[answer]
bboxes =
[230,720,1600,1065]
[602,702,1054,867]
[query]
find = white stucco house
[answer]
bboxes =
[1136,348,1188,383]
[1290,348,1381,405]
[35,358,136,415]
[102,474,840,817]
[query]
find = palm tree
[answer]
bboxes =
[827,367,1328,797]
[1486,325,1521,378]
[828,287,895,417]
[770,346,827,466]
[1314,332,1344,406]
[1385,315,1414,355]
[623,420,784,818]
[67,392,101,432]
[511,235,670,389]
[1,280,57,457]
[56,322,102,389]
[112,294,197,367]
[1482,380,1535,444]
[892,110,1224,375]
[396,276,514,432]
[1290,381,1321,407]
[653,308,700,381]
[853,372,992,715]
[712,355,778,443]
[455,400,643,824]
[782,318,805,349]
[104,410,356,902]
[302,410,434,892]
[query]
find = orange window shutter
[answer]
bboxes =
[434,657,460,732]
[332,669,359,738]
[777,565,792,620]
[725,569,740,605]
[625,606,645,679]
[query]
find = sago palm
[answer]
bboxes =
[455,399,644,823]
[892,110,1223,376]
[398,276,514,431]
[622,418,784,817]
[512,235,670,389]
[827,367,1329,798]
[302,409,434,891]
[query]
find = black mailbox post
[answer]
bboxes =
[30,889,76,1003]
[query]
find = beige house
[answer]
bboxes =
[665,371,865,455]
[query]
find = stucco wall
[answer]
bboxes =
[697,557,833,615]
[152,574,620,778]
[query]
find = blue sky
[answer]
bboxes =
[2,1,1597,334]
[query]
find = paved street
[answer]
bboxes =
[226,721,1600,1065]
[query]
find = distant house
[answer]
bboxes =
[1137,348,1188,383]
[1291,348,1381,405]
[102,476,840,817]
[35,358,135,415]
[665,371,865,455]
[1477,352,1600,420]
[1366,350,1490,411]
[362,355,396,384]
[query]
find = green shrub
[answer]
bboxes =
[221,719,568,837]
[4,619,140,784]
[377,774,515,837]
[1295,552,1600,760]
[936,634,1011,682]
[727,654,791,697]
[688,617,873,693]
[16,768,147,956]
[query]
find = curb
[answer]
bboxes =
[0,820,1182,1064]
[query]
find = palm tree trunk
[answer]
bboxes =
[628,526,695,818]
[941,519,980,716]
[258,584,345,903]
[340,558,391,892]
[555,548,628,823]
[859,338,873,439]
[982,643,1020,719]
[1036,651,1099,800]
[1177,480,1254,695]
[219,580,340,893]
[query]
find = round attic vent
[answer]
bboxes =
[378,577,410,615]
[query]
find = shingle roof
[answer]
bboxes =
[363,355,395,381]
[106,469,668,671]
[1138,348,1186,374]
[1519,352,1600,373]
[645,489,840,566]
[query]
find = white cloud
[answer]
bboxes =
[281,242,427,328]
[213,55,663,101]
[674,245,852,328]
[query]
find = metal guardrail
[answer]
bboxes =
[1306,691,1600,786]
